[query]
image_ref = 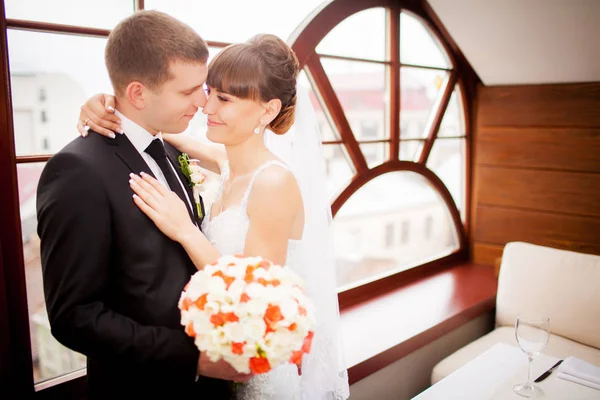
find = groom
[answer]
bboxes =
[37,11,246,399]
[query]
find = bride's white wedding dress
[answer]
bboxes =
[201,159,305,400]
[198,83,349,400]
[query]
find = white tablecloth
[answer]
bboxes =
[413,343,600,399]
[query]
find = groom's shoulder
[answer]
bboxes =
[53,131,113,163]
[45,131,112,175]
[61,130,111,155]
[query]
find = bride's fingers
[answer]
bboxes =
[103,94,117,114]
[77,119,87,137]
[132,194,159,221]
[233,374,252,383]
[80,109,122,138]
[83,118,117,139]
[129,175,162,209]
[83,96,122,127]
[139,172,170,197]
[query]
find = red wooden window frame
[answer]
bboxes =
[0,0,480,396]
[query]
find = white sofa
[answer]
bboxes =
[431,241,600,384]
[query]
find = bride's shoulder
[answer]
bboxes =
[246,166,301,222]
[254,163,296,189]
[249,162,301,202]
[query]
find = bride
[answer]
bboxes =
[78,34,349,400]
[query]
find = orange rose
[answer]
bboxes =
[250,356,271,374]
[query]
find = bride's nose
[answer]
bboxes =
[202,93,216,115]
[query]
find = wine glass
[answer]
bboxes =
[514,314,550,398]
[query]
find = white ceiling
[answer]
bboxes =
[427,0,600,85]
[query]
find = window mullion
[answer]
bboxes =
[306,54,369,174]
[389,7,400,161]
[419,71,457,164]
[135,0,145,12]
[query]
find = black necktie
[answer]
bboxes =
[145,138,194,221]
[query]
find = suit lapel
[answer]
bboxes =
[111,133,204,228]
[111,133,156,179]
[108,133,198,275]
[164,142,205,226]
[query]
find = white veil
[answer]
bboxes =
[264,82,349,400]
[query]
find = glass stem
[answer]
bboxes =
[527,356,534,387]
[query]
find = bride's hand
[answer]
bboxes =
[77,93,123,138]
[129,172,196,242]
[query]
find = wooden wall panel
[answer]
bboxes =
[477,166,600,217]
[471,82,600,266]
[476,128,600,173]
[478,83,600,128]
[472,243,504,269]
[475,206,600,256]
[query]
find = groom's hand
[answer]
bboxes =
[197,351,252,383]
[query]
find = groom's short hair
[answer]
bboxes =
[105,10,209,96]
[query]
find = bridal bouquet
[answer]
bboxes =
[178,255,316,374]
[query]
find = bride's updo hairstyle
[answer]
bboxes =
[206,34,300,135]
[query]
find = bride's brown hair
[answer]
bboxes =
[206,34,300,135]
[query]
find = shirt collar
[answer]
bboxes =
[115,109,163,154]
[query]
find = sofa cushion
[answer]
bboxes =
[496,242,600,349]
[431,326,600,384]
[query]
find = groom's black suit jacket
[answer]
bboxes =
[37,131,230,399]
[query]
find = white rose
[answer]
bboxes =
[189,164,203,175]
[240,341,257,358]
[195,333,220,355]
[246,256,263,267]
[270,265,284,276]
[190,311,213,335]
[220,303,235,313]
[226,279,245,300]
[223,354,251,374]
[245,298,268,317]
[243,317,267,342]
[252,267,268,280]
[209,326,228,346]
[187,277,211,301]
[190,172,205,185]
[272,334,303,365]
[246,282,266,300]
[180,312,190,327]
[279,298,298,323]
[219,255,237,265]
[203,263,220,275]
[203,300,221,315]
[225,265,244,279]
[207,276,227,297]
[206,347,226,363]
[223,321,246,343]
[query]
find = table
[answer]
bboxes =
[413,343,600,399]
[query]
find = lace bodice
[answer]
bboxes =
[201,160,303,268]
[200,160,304,400]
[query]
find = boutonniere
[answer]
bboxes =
[178,153,206,219]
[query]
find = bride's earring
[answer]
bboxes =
[253,121,263,135]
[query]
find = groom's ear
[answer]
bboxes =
[125,81,147,110]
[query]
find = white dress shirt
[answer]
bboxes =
[116,110,195,217]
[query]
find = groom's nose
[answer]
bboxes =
[194,88,207,108]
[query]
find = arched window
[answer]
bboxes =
[289,1,470,292]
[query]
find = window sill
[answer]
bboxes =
[340,262,498,384]
[33,263,497,396]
